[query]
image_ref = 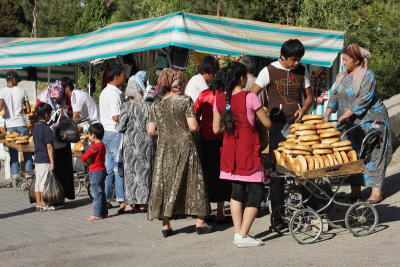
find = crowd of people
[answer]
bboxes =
[0,39,390,248]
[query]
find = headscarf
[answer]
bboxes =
[46,80,65,110]
[154,68,186,97]
[128,71,147,93]
[332,44,371,96]
[125,80,149,118]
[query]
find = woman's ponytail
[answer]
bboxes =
[221,62,247,135]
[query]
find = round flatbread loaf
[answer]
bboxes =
[298,140,319,146]
[286,138,298,143]
[290,123,302,130]
[284,149,311,155]
[277,146,285,152]
[321,155,330,167]
[279,152,286,166]
[313,148,332,155]
[333,146,353,152]
[316,122,336,129]
[294,155,308,173]
[333,156,338,165]
[302,114,324,121]
[315,154,324,168]
[284,144,312,152]
[321,137,341,144]
[320,131,341,138]
[296,124,316,131]
[304,155,314,171]
[279,141,296,147]
[331,140,352,147]
[334,151,343,164]
[313,156,320,169]
[274,150,281,163]
[317,128,337,134]
[286,134,296,139]
[295,130,317,136]
[340,151,349,163]
[311,143,332,149]
[304,119,323,125]
[284,154,295,171]
[327,154,335,166]
[298,135,320,141]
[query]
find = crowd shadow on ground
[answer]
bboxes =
[0,194,92,220]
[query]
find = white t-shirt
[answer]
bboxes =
[0,86,29,128]
[71,89,100,125]
[255,61,311,89]
[185,74,209,102]
[99,84,123,132]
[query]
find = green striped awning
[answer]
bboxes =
[0,11,344,69]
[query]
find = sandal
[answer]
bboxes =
[5,182,13,188]
[86,216,103,221]
[367,199,382,204]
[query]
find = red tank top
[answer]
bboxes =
[216,91,261,175]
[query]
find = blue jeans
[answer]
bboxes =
[6,126,33,179]
[103,131,124,202]
[89,169,108,217]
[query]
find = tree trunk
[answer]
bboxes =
[32,0,38,38]
[217,0,221,17]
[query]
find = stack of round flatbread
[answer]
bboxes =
[15,135,29,144]
[274,114,358,175]
[73,142,85,152]
[6,131,20,141]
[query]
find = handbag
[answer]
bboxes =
[50,111,67,149]
[113,135,124,178]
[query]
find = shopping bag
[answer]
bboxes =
[42,171,65,204]
[29,177,36,203]
[114,136,124,178]
[55,112,80,143]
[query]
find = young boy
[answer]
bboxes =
[32,103,54,211]
[250,39,313,230]
[185,55,220,102]
[81,123,107,221]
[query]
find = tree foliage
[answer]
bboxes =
[1,0,399,99]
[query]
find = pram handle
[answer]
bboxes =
[340,120,384,139]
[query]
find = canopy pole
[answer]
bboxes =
[88,63,92,95]
[47,66,50,86]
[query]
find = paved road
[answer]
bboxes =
[0,150,400,266]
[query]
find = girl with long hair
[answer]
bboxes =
[213,62,271,247]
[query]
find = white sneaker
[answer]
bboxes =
[45,205,56,211]
[233,233,240,244]
[235,235,264,248]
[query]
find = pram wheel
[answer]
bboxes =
[270,204,296,235]
[74,176,82,196]
[20,181,31,192]
[289,209,323,244]
[345,202,378,237]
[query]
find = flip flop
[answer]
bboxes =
[5,182,13,188]
[367,199,382,204]
[86,216,103,221]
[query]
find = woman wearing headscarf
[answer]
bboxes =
[116,80,154,214]
[147,68,211,237]
[37,80,75,200]
[37,80,69,113]
[129,71,156,102]
[323,45,390,204]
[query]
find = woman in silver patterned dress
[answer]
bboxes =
[324,45,390,203]
[147,68,212,238]
[116,80,154,213]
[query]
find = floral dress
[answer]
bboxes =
[327,69,389,188]
[147,94,210,220]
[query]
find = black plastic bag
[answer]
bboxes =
[43,171,65,204]
[29,178,36,203]
[55,113,80,143]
